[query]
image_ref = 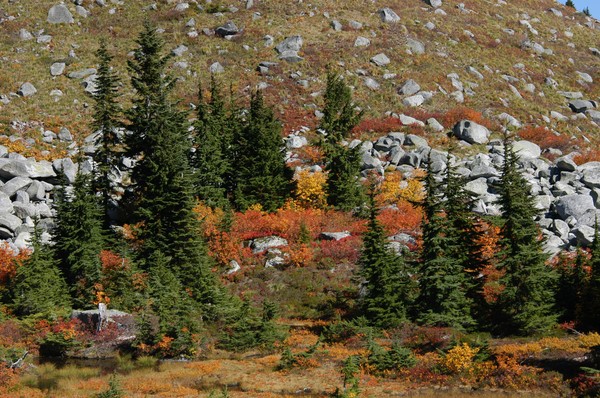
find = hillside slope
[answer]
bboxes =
[0,0,599,143]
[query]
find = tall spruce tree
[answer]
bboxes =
[578,222,600,331]
[53,170,105,307]
[319,72,364,211]
[416,156,475,330]
[233,90,292,212]
[494,136,557,335]
[12,223,70,316]
[126,21,216,303]
[191,77,231,209]
[91,39,122,230]
[358,185,413,328]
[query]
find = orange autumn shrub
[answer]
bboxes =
[518,125,571,151]
[352,117,401,135]
[574,149,600,165]
[441,343,480,375]
[439,107,495,130]
[0,242,29,286]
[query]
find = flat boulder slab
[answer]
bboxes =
[555,194,595,221]
[513,140,541,159]
[0,177,33,198]
[568,100,597,113]
[426,0,443,8]
[215,21,239,37]
[452,120,490,145]
[320,231,351,241]
[250,236,288,254]
[0,213,22,233]
[397,79,421,96]
[0,159,56,179]
[47,4,74,24]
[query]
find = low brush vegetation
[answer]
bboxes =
[0,0,600,397]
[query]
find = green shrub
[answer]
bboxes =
[95,375,124,398]
[322,317,373,344]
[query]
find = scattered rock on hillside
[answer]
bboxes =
[47,4,74,24]
[555,194,595,221]
[209,62,224,73]
[250,236,288,254]
[275,36,303,62]
[452,120,490,145]
[568,100,597,113]
[216,21,239,37]
[320,231,351,241]
[397,79,420,96]
[17,82,37,97]
[406,38,425,54]
[50,62,66,76]
[513,140,541,159]
[426,0,443,8]
[371,53,390,67]
[378,8,400,23]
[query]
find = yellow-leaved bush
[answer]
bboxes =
[293,169,327,209]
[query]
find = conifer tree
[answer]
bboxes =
[358,182,413,328]
[494,135,556,335]
[233,90,292,212]
[557,249,588,324]
[53,170,105,307]
[416,157,474,330]
[319,72,364,211]
[126,21,216,303]
[578,222,600,331]
[91,39,122,230]
[190,76,231,209]
[12,223,70,316]
[565,0,575,9]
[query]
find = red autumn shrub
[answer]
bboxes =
[518,126,571,152]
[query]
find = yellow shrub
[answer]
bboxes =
[294,169,327,209]
[580,332,600,348]
[441,343,480,374]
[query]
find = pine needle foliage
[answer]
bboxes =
[91,39,122,230]
[494,135,557,335]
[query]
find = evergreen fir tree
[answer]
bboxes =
[494,135,557,335]
[578,222,600,331]
[12,223,70,317]
[557,249,588,324]
[358,183,413,328]
[126,21,216,303]
[233,90,292,212]
[416,157,475,330]
[53,170,105,307]
[191,76,231,209]
[91,39,122,231]
[319,72,364,211]
[565,0,575,9]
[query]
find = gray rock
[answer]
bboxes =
[575,208,600,228]
[19,28,34,41]
[378,8,400,23]
[26,180,46,201]
[426,0,442,8]
[582,168,600,189]
[278,51,303,63]
[47,4,74,24]
[555,194,595,220]
[452,120,490,145]
[405,134,428,147]
[35,202,53,218]
[544,235,565,256]
[349,20,363,30]
[331,20,342,31]
[0,159,56,179]
[1,177,32,198]
[276,36,303,53]
[577,71,593,84]
[573,225,595,246]
[13,232,31,250]
[0,193,12,214]
[371,53,390,67]
[17,82,37,97]
[0,213,21,233]
[50,62,66,76]
[397,79,420,96]
[216,21,239,37]
[172,45,188,57]
[363,77,380,90]
[13,203,36,219]
[587,110,600,123]
[569,100,597,113]
[75,5,90,17]
[209,62,225,73]
[354,36,370,47]
[406,38,425,54]
[250,235,288,253]
[465,177,488,196]
[320,231,351,241]
[402,94,425,107]
[513,140,541,159]
[556,156,577,172]
[58,127,73,142]
[68,68,97,79]
[399,115,424,127]
[497,113,521,128]
[53,158,78,184]
[427,118,444,132]
[286,135,308,149]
